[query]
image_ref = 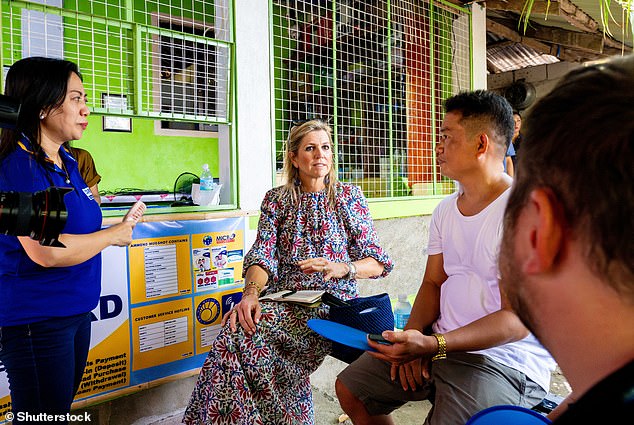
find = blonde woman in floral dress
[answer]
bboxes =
[183,120,393,424]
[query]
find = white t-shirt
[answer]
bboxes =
[428,189,555,391]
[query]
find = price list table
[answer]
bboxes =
[144,244,178,298]
[138,316,188,352]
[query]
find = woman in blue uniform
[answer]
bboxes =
[0,57,136,420]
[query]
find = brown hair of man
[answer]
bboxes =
[504,55,634,298]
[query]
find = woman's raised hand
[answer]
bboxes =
[297,257,349,281]
[123,200,146,223]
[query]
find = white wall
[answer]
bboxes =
[234,0,275,212]
[487,61,581,114]
[472,3,488,89]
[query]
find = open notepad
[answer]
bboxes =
[259,290,325,307]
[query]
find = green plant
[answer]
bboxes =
[520,0,634,40]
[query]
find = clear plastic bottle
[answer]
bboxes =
[394,294,412,330]
[199,163,214,206]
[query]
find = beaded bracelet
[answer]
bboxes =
[431,333,447,362]
[243,281,261,297]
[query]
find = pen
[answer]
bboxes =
[281,290,297,298]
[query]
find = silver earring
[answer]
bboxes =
[324,175,330,185]
[39,114,45,120]
[294,177,301,186]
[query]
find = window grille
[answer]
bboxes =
[272,0,472,198]
[154,15,221,132]
[1,0,232,124]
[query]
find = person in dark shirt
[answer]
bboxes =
[64,144,102,204]
[510,110,522,170]
[498,54,634,423]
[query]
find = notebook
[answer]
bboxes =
[259,290,325,307]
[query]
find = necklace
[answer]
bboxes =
[60,161,71,184]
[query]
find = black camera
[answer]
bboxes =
[0,93,69,247]
[0,187,71,247]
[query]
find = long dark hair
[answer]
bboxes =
[0,57,82,163]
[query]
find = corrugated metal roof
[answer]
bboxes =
[485,0,633,73]
[487,39,560,73]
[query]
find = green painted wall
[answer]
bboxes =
[132,0,214,25]
[73,116,217,192]
[1,0,220,192]
[65,0,218,191]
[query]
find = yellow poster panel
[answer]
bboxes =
[75,321,131,399]
[128,236,191,304]
[193,289,242,354]
[191,230,244,293]
[0,396,10,424]
[131,299,194,371]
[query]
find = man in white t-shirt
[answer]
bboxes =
[335,90,555,425]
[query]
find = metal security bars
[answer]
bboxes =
[272,0,472,198]
[1,0,232,124]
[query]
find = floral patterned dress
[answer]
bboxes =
[183,183,393,425]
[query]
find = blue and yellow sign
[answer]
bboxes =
[0,217,245,419]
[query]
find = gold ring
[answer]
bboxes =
[231,309,237,315]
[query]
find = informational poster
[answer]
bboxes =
[0,217,245,421]
[128,235,192,303]
[76,245,131,399]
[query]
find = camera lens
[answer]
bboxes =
[0,94,20,129]
[0,187,71,247]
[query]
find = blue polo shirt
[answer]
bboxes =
[0,137,103,326]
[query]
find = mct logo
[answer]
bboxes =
[216,233,236,244]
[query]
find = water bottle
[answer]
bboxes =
[199,163,214,206]
[394,294,412,330]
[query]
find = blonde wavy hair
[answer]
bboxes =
[281,119,338,208]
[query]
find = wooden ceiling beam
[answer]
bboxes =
[485,0,599,32]
[525,22,630,53]
[486,18,583,62]
[485,0,556,15]
[558,0,599,32]
[486,0,631,53]
[525,26,604,53]
[603,35,631,50]
[562,45,611,62]
[488,39,517,49]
